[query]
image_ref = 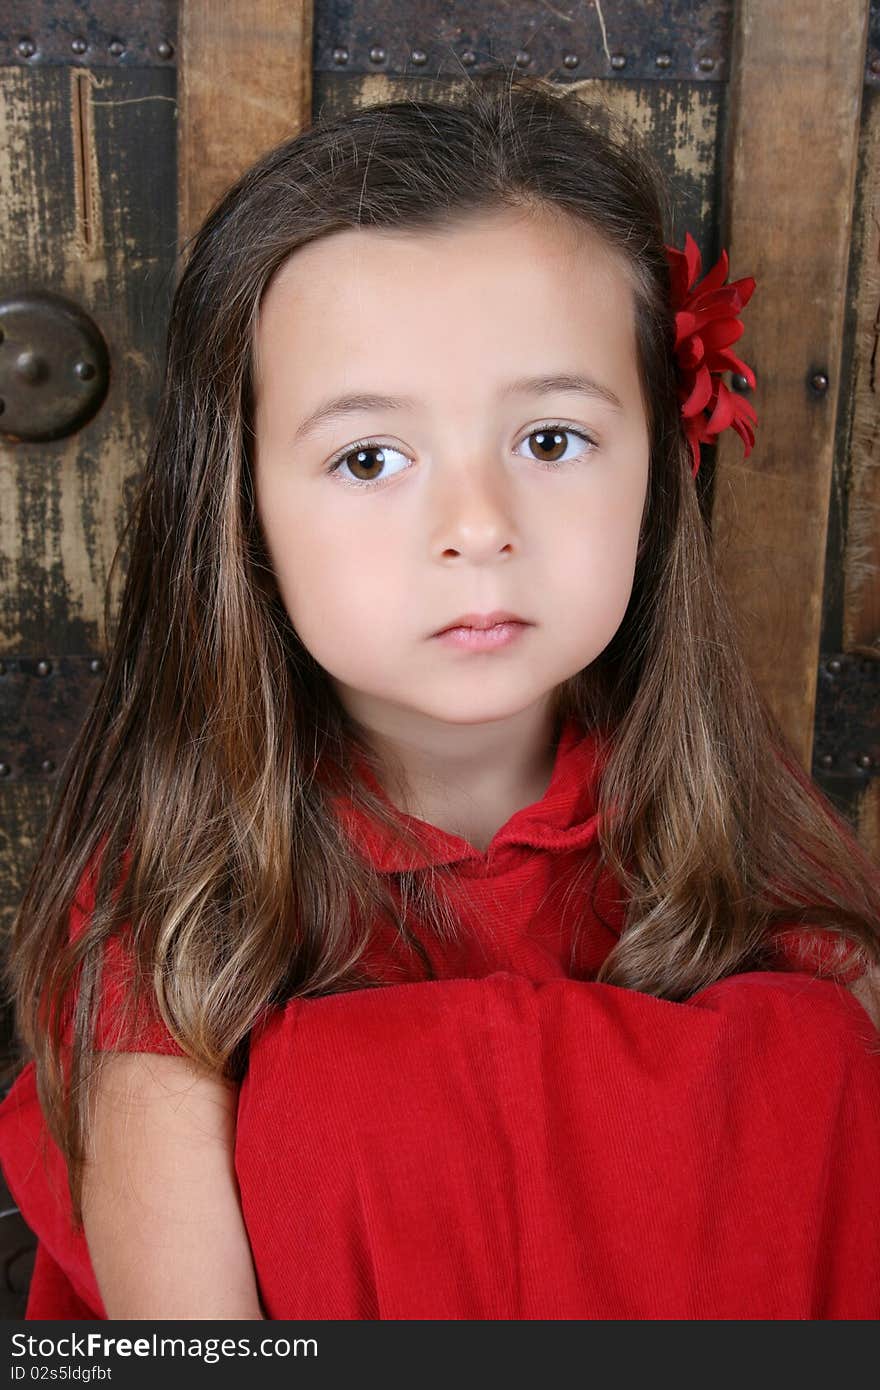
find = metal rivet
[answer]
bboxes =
[331,47,349,64]
[827,658,842,675]
[16,38,36,59]
[655,53,672,69]
[810,370,829,394]
[368,46,386,63]
[732,373,751,392]
[36,659,52,676]
[857,754,873,770]
[515,50,531,67]
[461,50,477,65]
[15,350,48,384]
[89,657,103,674]
[698,55,716,72]
[0,764,10,778]
[610,53,626,70]
[41,758,55,774]
[562,53,579,69]
[819,753,834,768]
[108,40,125,58]
[157,40,174,60]
[870,56,880,75]
[71,38,87,55]
[410,49,427,65]
[74,360,95,381]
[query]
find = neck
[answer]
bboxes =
[368,701,562,849]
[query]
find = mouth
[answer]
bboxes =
[433,610,531,637]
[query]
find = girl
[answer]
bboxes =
[1,71,879,1321]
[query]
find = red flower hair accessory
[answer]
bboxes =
[665,231,757,478]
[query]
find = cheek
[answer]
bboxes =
[551,492,643,635]
[258,490,408,649]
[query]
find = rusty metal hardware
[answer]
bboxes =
[3,1,878,84]
[1,1,175,65]
[0,655,105,781]
[316,0,733,81]
[808,370,830,396]
[812,651,879,784]
[0,292,110,442]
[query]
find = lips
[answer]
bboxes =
[434,610,530,635]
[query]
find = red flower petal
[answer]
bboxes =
[693,248,729,297]
[684,420,702,477]
[731,412,755,456]
[682,231,702,289]
[727,275,756,309]
[677,338,705,371]
[732,394,758,426]
[686,295,748,328]
[681,366,715,418]
[666,249,691,306]
[673,309,699,347]
[704,381,737,435]
[689,278,753,317]
[699,318,746,354]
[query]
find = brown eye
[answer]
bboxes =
[326,441,410,487]
[344,446,386,481]
[519,425,597,468]
[529,429,568,463]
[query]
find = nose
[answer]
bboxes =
[430,452,518,562]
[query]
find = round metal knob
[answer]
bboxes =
[0,291,110,442]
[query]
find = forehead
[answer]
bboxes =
[253,207,641,405]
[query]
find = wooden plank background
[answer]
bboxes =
[0,51,179,1314]
[0,58,177,934]
[837,79,880,859]
[178,0,312,247]
[711,0,872,824]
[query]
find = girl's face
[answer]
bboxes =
[253,207,650,741]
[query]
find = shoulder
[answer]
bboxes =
[690,969,880,1072]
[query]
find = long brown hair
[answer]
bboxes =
[4,70,879,1227]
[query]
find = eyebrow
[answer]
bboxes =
[290,373,625,445]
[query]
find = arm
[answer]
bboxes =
[81,1051,265,1319]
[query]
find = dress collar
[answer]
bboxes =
[328,716,613,874]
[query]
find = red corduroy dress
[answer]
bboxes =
[1,716,878,1319]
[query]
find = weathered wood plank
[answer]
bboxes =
[0,62,176,923]
[843,84,880,661]
[710,2,869,770]
[0,783,52,941]
[0,64,177,652]
[177,0,313,248]
[840,81,880,858]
